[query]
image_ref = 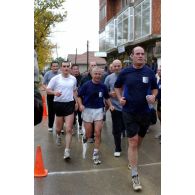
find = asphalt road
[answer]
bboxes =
[34,112,161,195]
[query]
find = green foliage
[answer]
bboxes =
[34,0,67,70]
[55,57,65,65]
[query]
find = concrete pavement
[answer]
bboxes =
[34,112,161,195]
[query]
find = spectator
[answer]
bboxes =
[34,50,43,126]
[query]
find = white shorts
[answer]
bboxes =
[82,108,104,123]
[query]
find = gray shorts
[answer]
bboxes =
[82,108,104,123]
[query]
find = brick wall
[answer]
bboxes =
[100,18,107,31]
[152,0,161,34]
[107,0,121,21]
[99,0,122,31]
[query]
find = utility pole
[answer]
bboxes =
[75,48,77,65]
[55,43,58,58]
[87,40,89,71]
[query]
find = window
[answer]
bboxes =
[99,31,106,52]
[117,7,134,46]
[114,19,117,47]
[117,13,123,46]
[128,7,134,41]
[121,0,132,8]
[100,5,106,21]
[121,0,127,8]
[134,0,151,40]
[105,20,115,50]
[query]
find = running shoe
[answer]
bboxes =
[88,138,95,143]
[56,134,62,146]
[93,152,101,165]
[128,164,131,170]
[48,128,53,132]
[132,175,142,191]
[114,152,121,157]
[64,149,70,160]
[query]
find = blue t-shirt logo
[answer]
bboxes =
[142,76,149,83]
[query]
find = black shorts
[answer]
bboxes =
[122,112,151,138]
[54,101,75,117]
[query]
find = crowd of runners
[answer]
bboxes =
[39,46,161,191]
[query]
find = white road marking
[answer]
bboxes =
[48,162,161,176]
[139,162,161,167]
[48,167,123,175]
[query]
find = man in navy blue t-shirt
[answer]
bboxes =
[114,46,158,191]
[78,67,114,165]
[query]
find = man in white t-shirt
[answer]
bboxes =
[46,61,78,160]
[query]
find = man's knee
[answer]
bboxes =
[128,136,139,148]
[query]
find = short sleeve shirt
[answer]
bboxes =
[104,73,122,111]
[114,65,158,113]
[47,74,77,102]
[43,70,59,85]
[78,80,109,109]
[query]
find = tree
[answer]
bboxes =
[34,0,67,70]
[55,57,65,65]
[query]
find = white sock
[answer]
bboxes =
[65,148,70,152]
[131,166,138,177]
[93,148,99,155]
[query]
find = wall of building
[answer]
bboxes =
[99,0,122,32]
[107,0,121,21]
[99,0,106,31]
[99,0,161,65]
[152,0,161,34]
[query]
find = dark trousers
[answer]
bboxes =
[91,122,95,139]
[74,110,82,127]
[47,95,55,128]
[110,110,125,152]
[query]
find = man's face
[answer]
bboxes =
[131,47,145,67]
[92,69,102,83]
[89,62,97,72]
[61,62,71,74]
[51,63,59,72]
[71,66,80,76]
[112,61,122,74]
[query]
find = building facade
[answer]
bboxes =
[67,51,106,73]
[99,0,161,66]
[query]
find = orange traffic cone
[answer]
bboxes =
[34,145,48,177]
[42,95,48,117]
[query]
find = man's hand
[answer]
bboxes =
[79,104,85,112]
[54,91,62,97]
[119,97,126,106]
[146,95,156,104]
[75,102,78,111]
[109,91,117,98]
[109,105,115,111]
